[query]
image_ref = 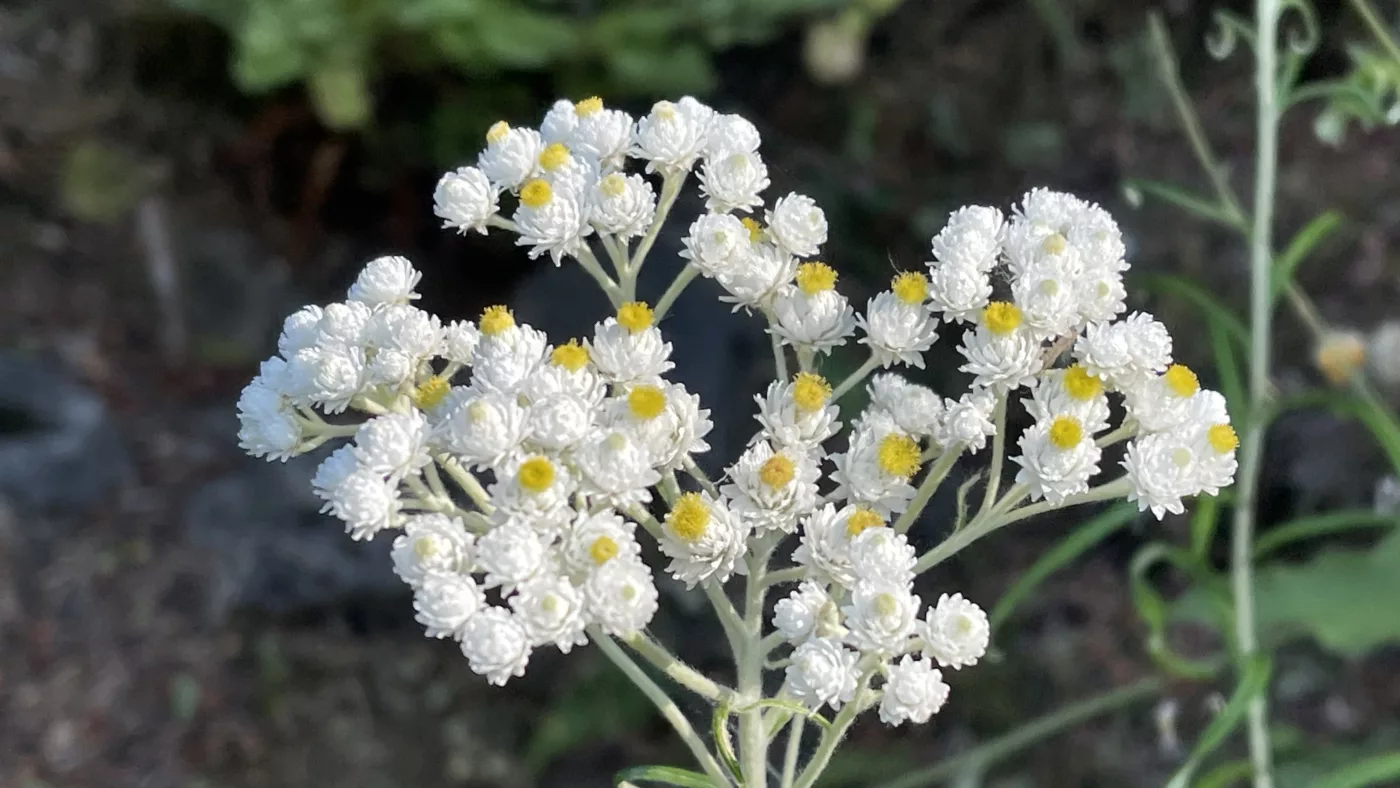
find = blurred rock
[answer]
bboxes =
[0,352,128,510]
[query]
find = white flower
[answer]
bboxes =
[460,607,532,685]
[1010,254,1083,341]
[434,166,498,235]
[413,572,484,639]
[848,526,916,587]
[785,637,860,711]
[843,579,920,655]
[606,381,713,470]
[1369,321,1400,385]
[867,373,943,438]
[793,504,887,588]
[631,99,710,174]
[765,193,827,257]
[829,415,920,517]
[1123,412,1236,519]
[510,574,588,653]
[329,467,401,540]
[706,113,761,155]
[519,353,606,406]
[539,98,579,144]
[858,291,940,369]
[722,440,821,534]
[1023,365,1111,436]
[474,523,547,592]
[774,580,834,643]
[929,205,1004,273]
[435,391,528,470]
[1122,364,1203,434]
[771,285,856,353]
[284,345,367,413]
[348,255,422,306]
[698,149,770,213]
[473,323,549,395]
[315,300,373,349]
[589,173,656,238]
[1012,415,1101,504]
[682,212,751,279]
[489,455,576,535]
[574,106,634,171]
[477,123,544,189]
[563,509,641,576]
[526,392,595,452]
[879,657,949,725]
[920,593,989,670]
[659,492,749,587]
[957,322,1043,393]
[589,319,675,383]
[937,391,997,452]
[1074,312,1173,390]
[391,513,475,586]
[278,305,324,357]
[754,374,841,451]
[365,305,443,383]
[440,320,480,366]
[354,411,431,480]
[584,557,659,637]
[513,179,592,264]
[576,431,661,509]
[718,243,798,311]
[926,262,992,325]
[311,445,360,510]
[236,375,302,461]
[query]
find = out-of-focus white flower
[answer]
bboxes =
[237,375,302,461]
[329,467,401,540]
[349,255,422,307]
[414,572,484,639]
[475,522,547,592]
[278,306,324,357]
[843,579,921,655]
[920,593,989,670]
[355,410,432,480]
[848,526,916,587]
[785,637,860,710]
[1075,312,1173,390]
[584,558,659,636]
[765,192,827,258]
[879,657,949,725]
[717,243,797,311]
[435,167,498,235]
[706,113,761,156]
[631,99,711,174]
[929,205,1004,273]
[867,373,943,438]
[775,580,835,643]
[460,606,532,685]
[391,514,474,586]
[937,390,998,452]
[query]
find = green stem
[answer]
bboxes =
[780,717,806,788]
[791,664,876,788]
[977,396,1009,517]
[1234,2,1279,785]
[1348,0,1400,65]
[868,676,1166,788]
[655,263,703,322]
[739,539,777,788]
[628,172,686,299]
[624,632,735,704]
[576,246,623,306]
[830,357,880,401]
[592,630,732,786]
[892,445,965,534]
[767,311,790,382]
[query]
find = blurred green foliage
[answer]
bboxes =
[1311,44,1400,146]
[168,0,847,132]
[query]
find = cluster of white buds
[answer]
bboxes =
[238,96,1237,782]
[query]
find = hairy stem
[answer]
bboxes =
[624,632,735,704]
[977,396,1009,517]
[780,717,806,788]
[830,357,881,401]
[892,445,965,534]
[739,540,777,788]
[655,263,702,321]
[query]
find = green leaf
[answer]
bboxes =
[1316,751,1400,788]
[1253,510,1398,559]
[614,765,717,787]
[1208,319,1247,425]
[1197,759,1253,788]
[990,503,1137,631]
[1271,210,1343,302]
[1141,274,1250,352]
[1130,543,1228,679]
[1165,654,1273,788]
[1190,495,1221,562]
[1123,178,1245,231]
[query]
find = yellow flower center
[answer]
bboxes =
[517,456,555,493]
[791,372,832,413]
[589,535,619,565]
[1042,232,1068,255]
[795,262,837,295]
[616,301,654,333]
[983,301,1022,335]
[1048,416,1083,450]
[1172,447,1193,468]
[877,433,921,478]
[599,172,627,197]
[667,492,711,543]
[519,178,553,208]
[486,120,510,144]
[845,508,885,538]
[413,536,438,560]
[479,305,515,336]
[1163,364,1199,398]
[1315,332,1367,386]
[759,454,795,488]
[576,96,604,117]
[891,272,928,305]
[1063,365,1102,400]
[627,385,667,421]
[653,100,677,121]
[874,592,899,617]
[412,376,451,410]
[550,340,589,371]
[740,216,763,243]
[538,143,570,171]
[1208,424,1239,454]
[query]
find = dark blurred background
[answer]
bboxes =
[3,0,1400,786]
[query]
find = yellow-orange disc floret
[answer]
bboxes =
[479,305,515,336]
[538,143,571,171]
[791,372,832,413]
[891,272,928,305]
[1163,364,1199,397]
[666,493,711,543]
[627,385,667,421]
[412,375,451,410]
[576,96,604,116]
[983,301,1022,336]
[1048,416,1083,450]
[1063,365,1102,400]
[550,340,590,371]
[1208,424,1239,454]
[845,507,885,538]
[877,433,921,478]
[759,454,796,488]
[616,301,654,333]
[589,535,619,565]
[520,178,553,208]
[517,456,556,493]
[795,262,838,295]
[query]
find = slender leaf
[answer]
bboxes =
[1124,178,1245,231]
[1197,759,1253,788]
[1129,543,1228,679]
[1316,751,1400,788]
[1164,654,1273,788]
[1141,274,1250,352]
[614,765,717,787]
[990,503,1137,631]
[1271,210,1343,302]
[1253,510,1398,559]
[1189,495,1221,562]
[1208,319,1247,426]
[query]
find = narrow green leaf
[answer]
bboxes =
[990,503,1137,631]
[1130,543,1228,679]
[1208,319,1247,426]
[614,765,717,787]
[1189,495,1221,562]
[1253,510,1398,559]
[1141,274,1250,352]
[1197,759,1253,788]
[1124,178,1245,231]
[1165,654,1273,788]
[1271,210,1343,302]
[1316,751,1400,788]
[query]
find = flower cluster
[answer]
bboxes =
[238,96,1237,741]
